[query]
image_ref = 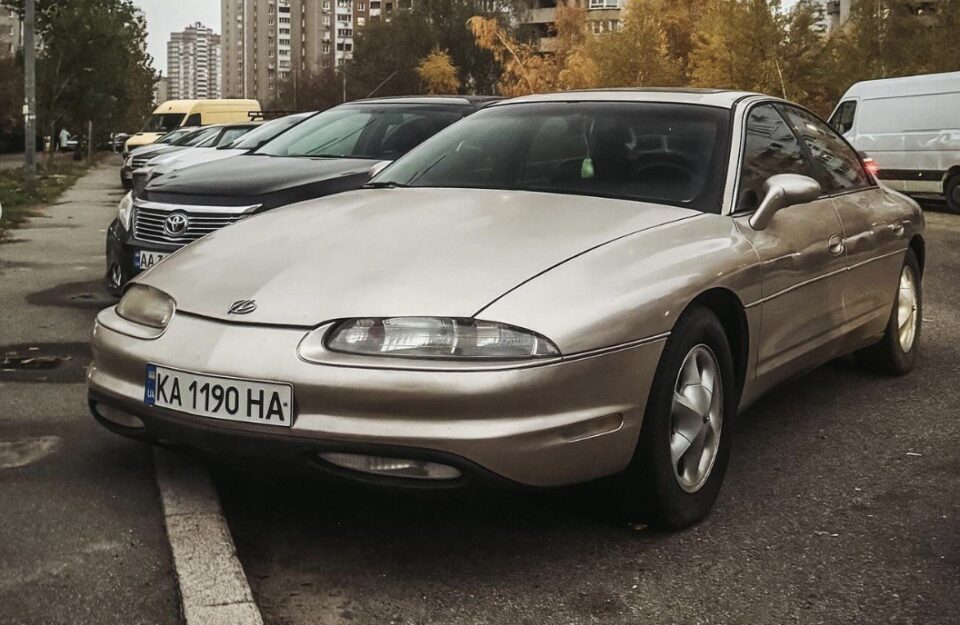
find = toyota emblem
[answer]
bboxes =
[163,212,189,237]
[227,299,257,315]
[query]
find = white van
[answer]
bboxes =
[828,71,960,212]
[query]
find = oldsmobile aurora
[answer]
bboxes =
[88,90,924,529]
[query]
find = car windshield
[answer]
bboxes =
[255,103,465,160]
[376,102,731,212]
[224,113,311,150]
[156,128,194,144]
[142,113,185,133]
[197,126,255,148]
[177,127,221,147]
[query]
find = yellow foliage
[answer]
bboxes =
[416,48,462,95]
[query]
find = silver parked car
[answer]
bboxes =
[88,90,924,529]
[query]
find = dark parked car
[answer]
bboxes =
[105,96,498,295]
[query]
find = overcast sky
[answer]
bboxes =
[134,0,221,75]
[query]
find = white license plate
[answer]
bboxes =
[144,364,293,426]
[135,249,168,269]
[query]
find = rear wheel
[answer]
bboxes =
[619,307,737,530]
[855,249,921,374]
[946,174,960,214]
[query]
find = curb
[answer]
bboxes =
[154,448,264,625]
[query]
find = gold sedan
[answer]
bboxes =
[88,90,924,529]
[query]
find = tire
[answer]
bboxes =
[104,259,124,298]
[946,175,960,214]
[618,307,738,530]
[855,249,922,374]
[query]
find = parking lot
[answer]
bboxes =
[1,160,958,625]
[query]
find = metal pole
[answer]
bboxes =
[23,0,36,193]
[87,120,93,163]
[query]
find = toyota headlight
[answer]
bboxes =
[317,317,559,360]
[117,191,133,230]
[116,284,176,329]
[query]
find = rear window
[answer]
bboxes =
[858,92,960,133]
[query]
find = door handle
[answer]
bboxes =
[828,234,845,255]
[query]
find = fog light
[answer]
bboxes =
[318,452,461,480]
[96,403,145,429]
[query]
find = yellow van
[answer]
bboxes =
[123,99,261,154]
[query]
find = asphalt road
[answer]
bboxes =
[216,209,960,625]
[0,160,180,625]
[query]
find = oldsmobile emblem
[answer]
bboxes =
[227,299,257,315]
[163,212,189,237]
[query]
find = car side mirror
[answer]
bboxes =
[748,174,822,231]
[368,160,391,178]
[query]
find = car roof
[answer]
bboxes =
[348,95,503,107]
[495,88,761,109]
[841,71,960,100]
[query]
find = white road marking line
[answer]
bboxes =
[154,448,264,625]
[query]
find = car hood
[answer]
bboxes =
[144,154,377,198]
[152,148,245,177]
[139,188,697,326]
[130,143,172,158]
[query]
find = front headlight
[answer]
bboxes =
[117,191,133,230]
[320,317,559,360]
[116,284,176,329]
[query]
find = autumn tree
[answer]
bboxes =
[417,49,462,94]
[587,0,686,88]
[272,66,343,112]
[469,6,596,96]
[348,0,507,98]
[689,0,786,96]
[2,0,156,148]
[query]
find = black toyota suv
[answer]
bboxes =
[105,96,499,295]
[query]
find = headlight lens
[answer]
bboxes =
[323,317,559,360]
[116,284,176,329]
[117,191,133,230]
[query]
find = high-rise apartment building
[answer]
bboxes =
[0,6,21,58]
[222,0,409,103]
[167,22,222,100]
[519,0,622,51]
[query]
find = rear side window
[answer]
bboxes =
[184,113,202,126]
[829,101,857,135]
[736,104,814,212]
[780,106,871,193]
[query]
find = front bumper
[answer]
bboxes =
[87,308,666,487]
[105,219,183,292]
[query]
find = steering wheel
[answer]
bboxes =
[632,152,697,181]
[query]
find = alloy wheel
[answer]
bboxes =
[897,265,918,353]
[670,344,723,493]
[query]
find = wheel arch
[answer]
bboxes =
[909,235,925,276]
[682,288,749,399]
[942,165,960,185]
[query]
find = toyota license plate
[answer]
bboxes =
[144,364,293,426]
[135,249,168,270]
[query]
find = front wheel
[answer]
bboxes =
[945,174,960,214]
[618,307,737,530]
[855,249,922,374]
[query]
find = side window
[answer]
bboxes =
[736,104,814,212]
[780,106,871,193]
[184,113,202,126]
[829,101,857,135]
